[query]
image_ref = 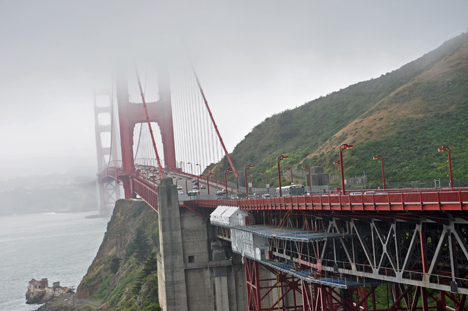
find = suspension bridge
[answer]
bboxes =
[94,63,468,311]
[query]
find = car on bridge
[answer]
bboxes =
[193,185,199,190]
[177,186,182,190]
[200,184,206,189]
[262,193,271,198]
[230,194,239,199]
[188,190,200,196]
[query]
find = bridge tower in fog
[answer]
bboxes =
[94,61,238,211]
[115,66,177,199]
[94,89,122,212]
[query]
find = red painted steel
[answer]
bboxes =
[132,177,158,212]
[115,66,177,198]
[191,66,239,178]
[195,190,468,212]
[134,65,164,179]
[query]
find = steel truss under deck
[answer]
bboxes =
[216,210,468,310]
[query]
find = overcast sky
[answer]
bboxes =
[0,0,467,179]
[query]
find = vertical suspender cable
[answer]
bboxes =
[135,64,165,179]
[195,75,203,170]
[190,64,239,177]
[188,71,196,171]
[201,86,208,168]
[182,71,191,169]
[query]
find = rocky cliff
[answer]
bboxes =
[42,199,161,311]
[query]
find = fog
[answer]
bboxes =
[1,0,467,179]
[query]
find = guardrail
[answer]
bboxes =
[195,190,468,212]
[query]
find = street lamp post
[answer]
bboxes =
[339,144,353,194]
[224,168,233,198]
[438,146,453,190]
[302,165,312,194]
[285,168,293,183]
[260,171,269,193]
[277,155,288,197]
[244,165,254,194]
[372,155,386,190]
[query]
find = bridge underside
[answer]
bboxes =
[211,207,468,310]
[145,176,468,310]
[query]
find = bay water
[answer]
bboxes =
[0,211,109,310]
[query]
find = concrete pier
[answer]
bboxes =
[157,177,247,311]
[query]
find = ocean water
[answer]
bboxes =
[0,211,109,311]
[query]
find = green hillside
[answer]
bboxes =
[218,32,468,188]
[76,200,161,311]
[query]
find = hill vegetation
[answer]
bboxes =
[76,200,160,311]
[214,32,468,188]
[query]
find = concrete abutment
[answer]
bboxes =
[157,177,247,311]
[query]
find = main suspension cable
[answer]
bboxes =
[134,63,165,179]
[190,63,238,177]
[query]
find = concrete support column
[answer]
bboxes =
[157,177,188,311]
[214,267,230,310]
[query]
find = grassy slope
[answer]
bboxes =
[222,32,468,186]
[76,200,160,311]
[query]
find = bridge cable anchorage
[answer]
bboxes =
[134,63,165,179]
[190,62,239,177]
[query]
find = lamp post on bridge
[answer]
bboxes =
[285,168,293,183]
[277,155,288,197]
[302,165,312,194]
[244,165,254,194]
[260,171,269,194]
[438,146,453,190]
[372,155,386,190]
[224,168,233,198]
[339,144,353,194]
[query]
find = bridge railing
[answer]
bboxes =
[194,189,468,212]
[133,177,158,212]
